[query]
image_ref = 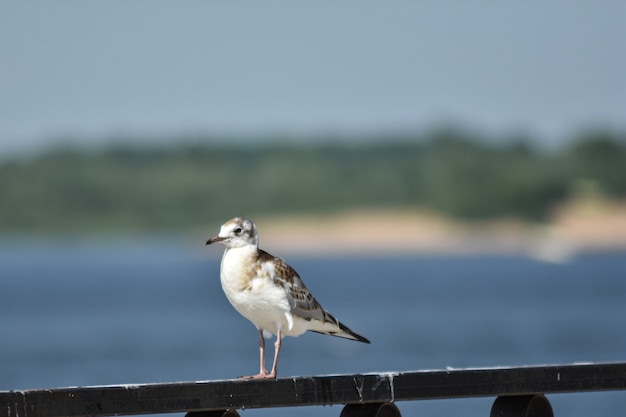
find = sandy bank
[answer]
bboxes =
[253,199,626,260]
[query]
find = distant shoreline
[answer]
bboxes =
[254,200,626,261]
[3,199,624,262]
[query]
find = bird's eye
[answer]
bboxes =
[233,227,242,235]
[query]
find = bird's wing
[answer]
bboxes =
[257,249,370,344]
[278,262,370,343]
[257,250,326,322]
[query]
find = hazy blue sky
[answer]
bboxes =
[1,1,624,153]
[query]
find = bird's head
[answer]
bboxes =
[206,217,259,249]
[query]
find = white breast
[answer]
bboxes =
[219,247,299,337]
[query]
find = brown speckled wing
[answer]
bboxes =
[257,249,326,322]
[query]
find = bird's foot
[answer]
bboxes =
[240,371,276,380]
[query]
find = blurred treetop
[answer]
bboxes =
[0,129,624,233]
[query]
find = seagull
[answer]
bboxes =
[206,217,370,379]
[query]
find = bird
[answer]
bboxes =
[206,217,370,379]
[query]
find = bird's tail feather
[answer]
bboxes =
[310,311,370,344]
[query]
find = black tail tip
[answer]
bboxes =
[340,322,370,344]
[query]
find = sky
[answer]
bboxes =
[1,1,625,154]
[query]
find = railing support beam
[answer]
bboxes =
[490,394,553,417]
[2,363,624,417]
[340,403,401,417]
[186,411,240,417]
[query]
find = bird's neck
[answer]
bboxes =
[223,243,258,259]
[220,244,259,294]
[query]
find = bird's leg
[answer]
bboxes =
[243,329,281,379]
[242,329,269,379]
[257,329,268,377]
[265,329,282,379]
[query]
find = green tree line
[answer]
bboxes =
[0,129,624,233]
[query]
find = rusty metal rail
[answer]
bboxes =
[2,362,625,417]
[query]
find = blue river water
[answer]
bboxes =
[1,238,624,416]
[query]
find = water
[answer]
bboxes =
[1,239,625,416]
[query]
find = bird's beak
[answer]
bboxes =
[206,235,225,245]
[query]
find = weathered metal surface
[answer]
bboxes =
[1,362,625,417]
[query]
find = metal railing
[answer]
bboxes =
[2,362,625,417]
